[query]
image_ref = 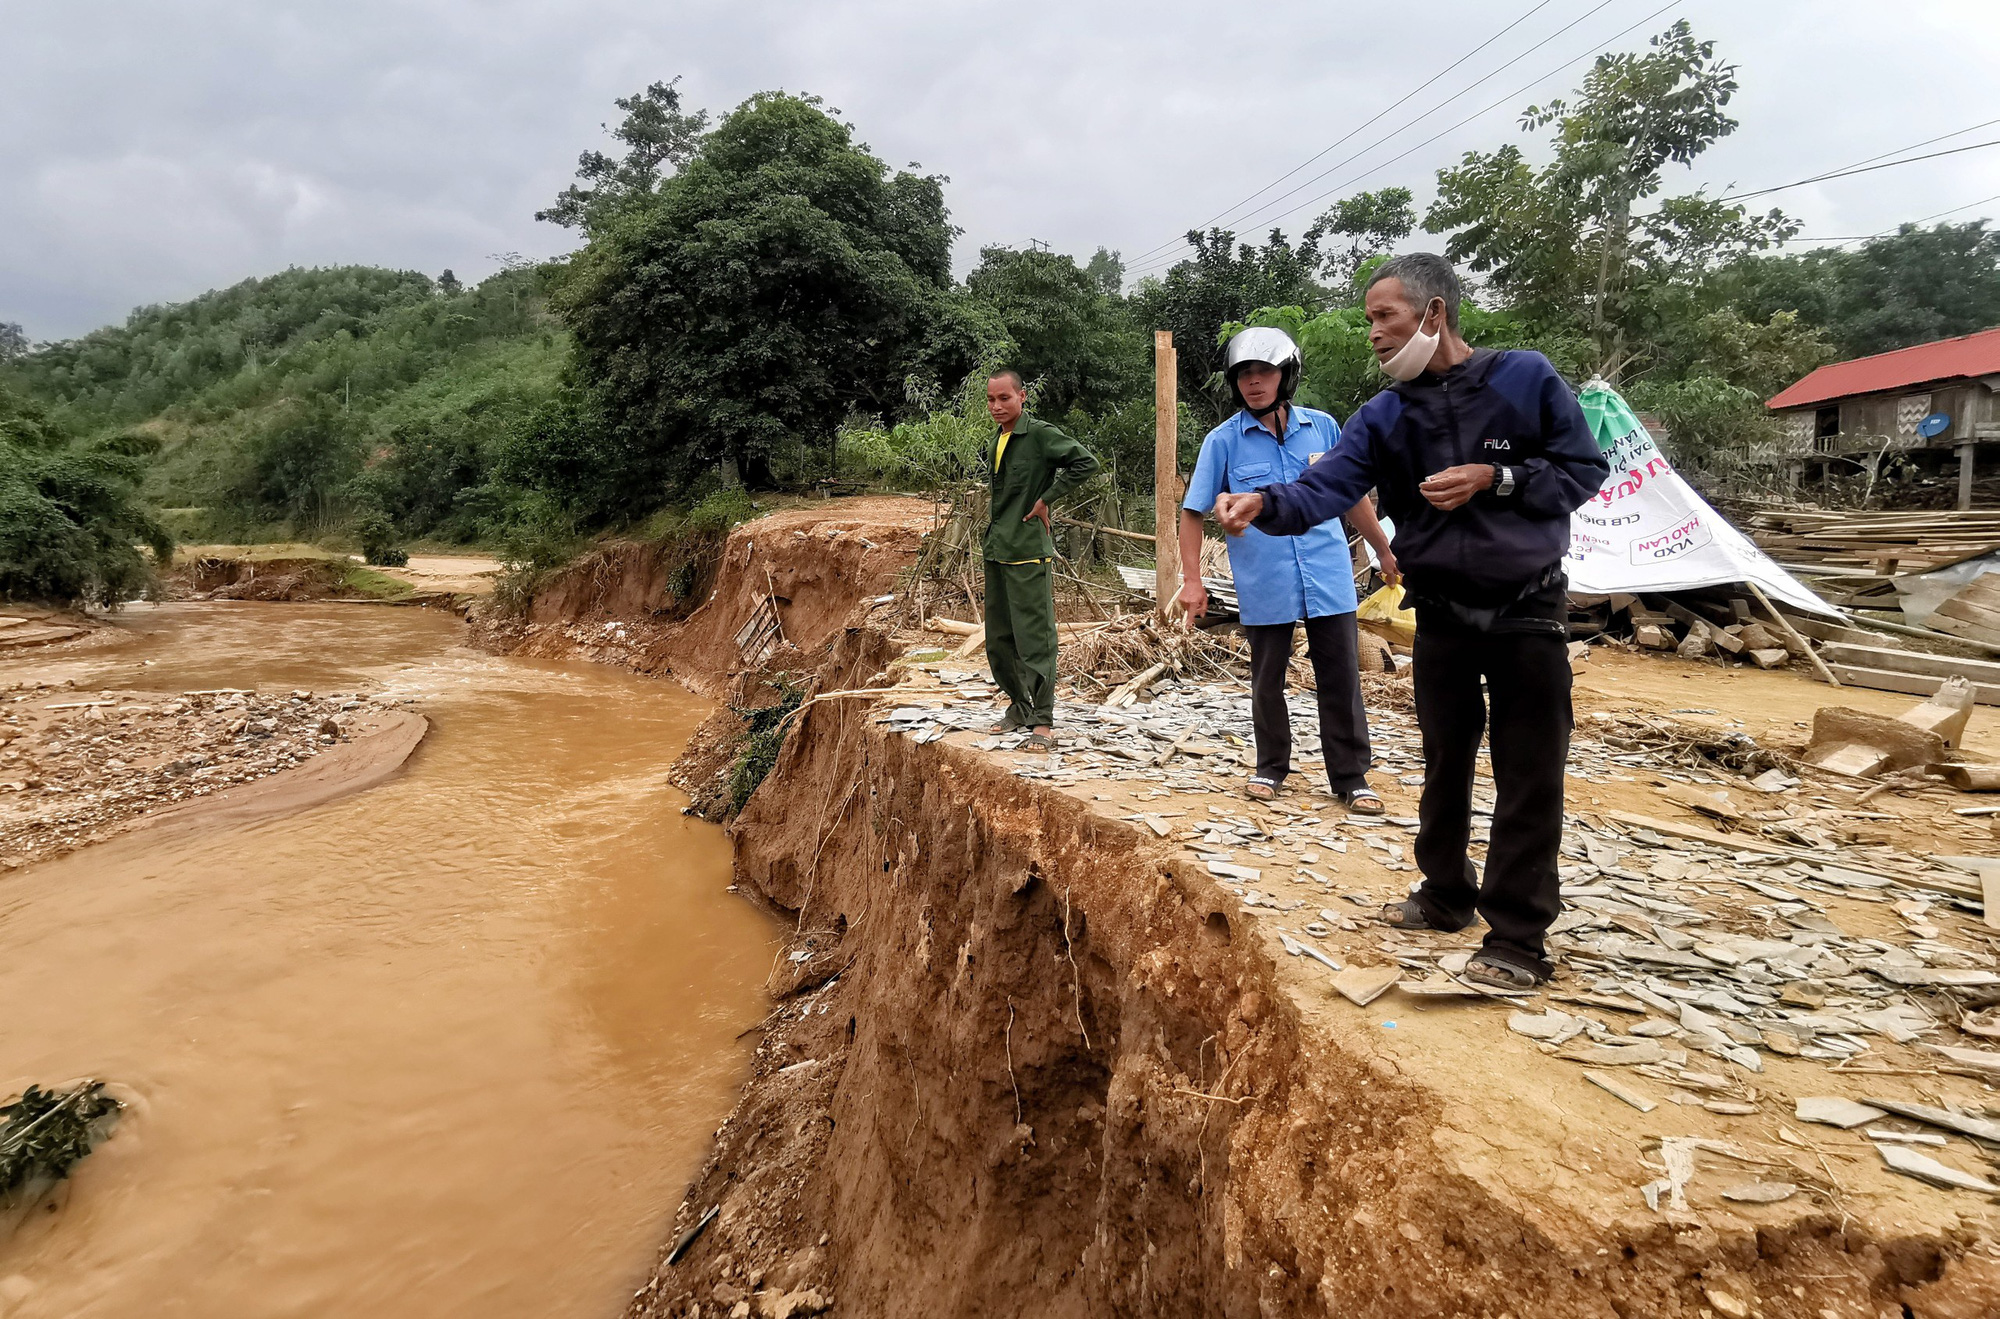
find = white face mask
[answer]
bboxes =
[1378,300,1444,382]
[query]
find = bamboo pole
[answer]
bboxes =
[1154,330,1179,617]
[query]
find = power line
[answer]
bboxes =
[1126,0,1681,277]
[1719,137,2000,202]
[1121,0,1566,266]
[1179,0,1629,247]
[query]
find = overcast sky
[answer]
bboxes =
[6,0,1998,341]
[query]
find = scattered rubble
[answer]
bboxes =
[0,682,418,869]
[866,623,2000,1221]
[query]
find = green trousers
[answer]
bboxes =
[984,558,1059,727]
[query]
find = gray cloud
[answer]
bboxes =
[6,0,1997,339]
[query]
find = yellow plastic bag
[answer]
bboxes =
[1356,583,1416,647]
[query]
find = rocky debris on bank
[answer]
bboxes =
[0,683,419,870]
[874,654,2000,1216]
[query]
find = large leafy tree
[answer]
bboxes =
[964,245,1144,415]
[556,91,983,497]
[1427,21,1793,378]
[536,78,710,235]
[1131,227,1325,419]
[0,386,172,607]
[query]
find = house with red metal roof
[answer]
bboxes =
[1766,326,2000,507]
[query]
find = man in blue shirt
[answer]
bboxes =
[1179,327,1395,810]
[1215,256,1608,990]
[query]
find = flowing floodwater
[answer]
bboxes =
[0,603,777,1318]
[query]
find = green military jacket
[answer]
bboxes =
[982,414,1101,563]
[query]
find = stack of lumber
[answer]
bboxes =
[1743,508,2000,578]
[1814,640,2000,706]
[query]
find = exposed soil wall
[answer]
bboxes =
[471,498,928,700]
[629,623,2000,1318]
[490,498,1999,1318]
[173,555,356,601]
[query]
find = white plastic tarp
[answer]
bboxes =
[1566,381,1836,616]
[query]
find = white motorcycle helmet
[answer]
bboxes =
[1222,327,1303,420]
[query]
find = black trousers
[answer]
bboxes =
[1409,618,1572,978]
[1242,612,1372,794]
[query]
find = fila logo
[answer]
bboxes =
[1483,438,1511,450]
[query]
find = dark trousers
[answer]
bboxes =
[1409,623,1572,978]
[1243,612,1372,794]
[984,558,1058,727]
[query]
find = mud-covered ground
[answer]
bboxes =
[0,682,419,870]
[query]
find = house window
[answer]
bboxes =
[1815,405,1841,439]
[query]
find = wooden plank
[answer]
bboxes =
[1928,608,2000,648]
[1154,330,1179,617]
[1826,664,2000,706]
[1818,641,2000,684]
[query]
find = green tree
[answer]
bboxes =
[438,269,462,296]
[536,78,710,235]
[237,399,362,530]
[965,245,1145,414]
[1306,188,1415,289]
[1427,21,1793,377]
[0,323,27,362]
[1726,221,2000,360]
[1083,248,1125,297]
[1130,227,1325,419]
[556,91,983,499]
[0,386,172,607]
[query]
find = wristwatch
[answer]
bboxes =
[1490,464,1516,497]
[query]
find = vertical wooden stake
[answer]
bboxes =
[1154,330,1179,616]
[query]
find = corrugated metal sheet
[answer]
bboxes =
[1767,325,2000,410]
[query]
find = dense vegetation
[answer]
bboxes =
[7,17,2000,602]
[0,386,173,607]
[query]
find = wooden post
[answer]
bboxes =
[1959,440,1976,511]
[1154,330,1179,616]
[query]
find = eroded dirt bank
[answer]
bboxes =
[484,499,2000,1318]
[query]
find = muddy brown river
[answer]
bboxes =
[0,603,776,1317]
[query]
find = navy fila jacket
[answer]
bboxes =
[1253,348,1609,602]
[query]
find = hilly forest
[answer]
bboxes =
[10,21,2000,609]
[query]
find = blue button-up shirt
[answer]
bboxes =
[1182,406,1358,626]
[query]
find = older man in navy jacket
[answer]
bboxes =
[1217,254,1608,988]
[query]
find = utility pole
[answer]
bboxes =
[1154,330,1179,615]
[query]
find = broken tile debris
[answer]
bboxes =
[881,644,2000,1215]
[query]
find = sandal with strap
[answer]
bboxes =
[1379,897,1443,930]
[1021,731,1056,752]
[1461,955,1543,991]
[1337,788,1386,816]
[1245,776,1282,802]
[988,712,1027,734]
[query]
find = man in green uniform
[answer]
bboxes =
[982,368,1101,749]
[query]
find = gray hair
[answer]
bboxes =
[1365,253,1462,331]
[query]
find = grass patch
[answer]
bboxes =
[337,563,417,599]
[725,684,805,815]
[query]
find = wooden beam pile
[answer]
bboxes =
[1742,508,2000,577]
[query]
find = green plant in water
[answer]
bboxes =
[0,1081,122,1207]
[725,684,805,814]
